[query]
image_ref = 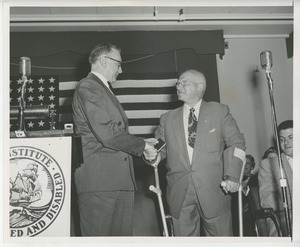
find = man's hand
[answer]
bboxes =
[221,179,240,193]
[143,138,158,161]
[144,138,158,150]
[241,180,248,189]
[149,153,161,168]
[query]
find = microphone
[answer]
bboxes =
[19,57,31,77]
[260,51,273,72]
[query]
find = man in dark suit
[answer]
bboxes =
[72,43,156,236]
[144,69,246,236]
[258,120,293,236]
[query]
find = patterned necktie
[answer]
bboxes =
[188,108,198,148]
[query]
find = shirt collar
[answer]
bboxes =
[91,71,110,90]
[184,99,202,119]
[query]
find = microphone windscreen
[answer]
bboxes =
[260,51,273,70]
[19,57,31,76]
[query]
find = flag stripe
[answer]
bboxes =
[60,87,178,96]
[59,81,78,90]
[114,79,177,88]
[128,126,157,135]
[128,118,159,126]
[57,72,177,83]
[133,134,154,138]
[59,94,178,105]
[59,113,73,123]
[122,102,182,110]
[59,87,177,98]
[58,115,160,127]
[59,90,74,98]
[126,110,169,119]
[119,94,178,103]
[58,79,177,90]
[114,87,177,95]
[58,109,169,124]
[58,102,181,114]
[117,73,178,80]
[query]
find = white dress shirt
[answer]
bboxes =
[286,155,293,171]
[91,71,114,95]
[183,99,202,163]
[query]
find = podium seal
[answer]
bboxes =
[9,146,66,237]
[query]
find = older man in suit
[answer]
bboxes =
[72,43,156,236]
[258,120,293,236]
[144,69,246,236]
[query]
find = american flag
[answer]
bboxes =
[58,75,181,138]
[9,73,181,136]
[10,75,59,131]
[10,72,219,138]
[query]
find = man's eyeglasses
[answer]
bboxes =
[104,56,122,65]
[175,80,192,88]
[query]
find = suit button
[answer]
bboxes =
[124,157,127,161]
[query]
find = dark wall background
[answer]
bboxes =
[10,30,224,99]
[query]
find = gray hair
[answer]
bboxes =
[89,43,121,65]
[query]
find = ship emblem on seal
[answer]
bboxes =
[9,146,65,237]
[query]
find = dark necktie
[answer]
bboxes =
[188,108,198,148]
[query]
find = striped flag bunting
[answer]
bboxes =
[59,76,182,138]
[10,74,182,138]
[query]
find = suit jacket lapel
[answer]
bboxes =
[88,73,128,127]
[111,97,129,129]
[281,154,293,195]
[173,107,190,166]
[191,101,208,164]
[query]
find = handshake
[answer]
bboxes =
[143,138,165,167]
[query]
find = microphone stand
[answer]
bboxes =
[238,159,246,237]
[18,74,28,132]
[265,70,292,237]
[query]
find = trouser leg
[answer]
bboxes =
[77,191,134,236]
[201,209,233,236]
[171,182,201,236]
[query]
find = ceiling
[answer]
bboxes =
[9,6,294,38]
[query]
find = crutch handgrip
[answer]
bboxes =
[220,181,228,193]
[149,185,162,196]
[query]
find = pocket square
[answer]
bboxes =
[209,128,216,133]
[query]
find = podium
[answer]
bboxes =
[9,130,80,237]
